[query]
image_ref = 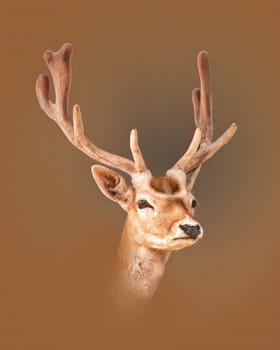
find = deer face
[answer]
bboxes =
[92,166,203,251]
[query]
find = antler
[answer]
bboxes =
[173,51,237,173]
[35,43,147,176]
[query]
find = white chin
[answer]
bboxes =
[167,238,199,250]
[150,237,200,251]
[135,233,202,251]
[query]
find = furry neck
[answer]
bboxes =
[116,216,171,299]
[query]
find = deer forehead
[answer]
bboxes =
[132,169,191,201]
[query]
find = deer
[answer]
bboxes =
[36,43,237,300]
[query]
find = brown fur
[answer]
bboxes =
[150,176,180,194]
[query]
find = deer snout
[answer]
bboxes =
[179,224,201,239]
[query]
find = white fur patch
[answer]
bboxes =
[131,170,152,188]
[166,168,187,184]
[137,205,155,219]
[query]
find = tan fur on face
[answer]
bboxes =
[132,195,188,233]
[127,175,199,251]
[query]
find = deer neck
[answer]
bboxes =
[116,216,171,299]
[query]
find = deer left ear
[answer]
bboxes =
[91,165,131,211]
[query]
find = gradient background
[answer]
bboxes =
[1,1,279,349]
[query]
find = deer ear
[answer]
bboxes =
[91,165,131,210]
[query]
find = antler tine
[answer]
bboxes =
[36,43,74,141]
[183,122,237,173]
[197,51,213,143]
[173,127,202,170]
[71,104,136,173]
[172,51,237,175]
[130,129,147,173]
[36,43,140,176]
[192,88,201,128]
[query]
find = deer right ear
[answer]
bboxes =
[91,165,131,211]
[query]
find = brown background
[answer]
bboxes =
[1,0,279,349]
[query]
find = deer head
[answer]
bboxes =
[92,165,204,250]
[36,43,237,298]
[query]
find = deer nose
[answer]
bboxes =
[179,224,201,239]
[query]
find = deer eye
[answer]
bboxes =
[191,199,197,208]
[137,199,154,210]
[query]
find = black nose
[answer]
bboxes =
[179,224,201,239]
